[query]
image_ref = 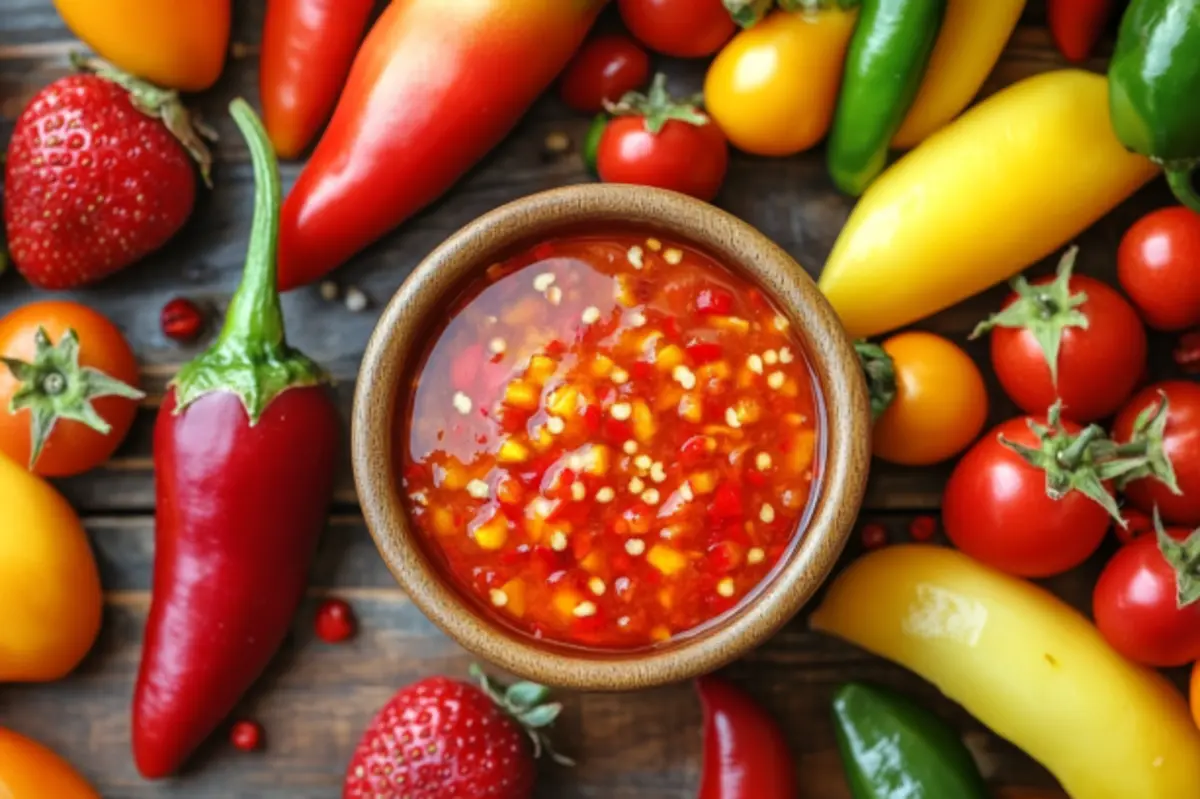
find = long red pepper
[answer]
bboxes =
[132,98,340,779]
[276,0,606,291]
[260,0,374,159]
[696,676,796,798]
[1048,0,1115,62]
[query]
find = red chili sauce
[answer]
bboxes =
[399,232,821,649]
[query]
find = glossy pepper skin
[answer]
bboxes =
[1109,0,1200,212]
[132,99,339,779]
[820,70,1156,339]
[52,0,230,91]
[827,0,947,195]
[0,728,100,799]
[260,0,374,160]
[892,0,1025,148]
[812,545,1200,799]
[277,0,605,291]
[696,676,796,799]
[832,683,988,799]
[1049,0,1114,62]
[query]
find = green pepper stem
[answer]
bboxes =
[219,99,285,352]
[1167,166,1200,215]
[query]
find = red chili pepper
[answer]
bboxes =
[132,100,340,779]
[260,0,374,160]
[696,676,796,799]
[277,0,605,290]
[1047,0,1114,63]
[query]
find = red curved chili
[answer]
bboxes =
[1047,0,1114,62]
[696,675,796,798]
[132,99,339,778]
[259,0,374,159]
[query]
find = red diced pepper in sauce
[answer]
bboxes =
[398,232,821,649]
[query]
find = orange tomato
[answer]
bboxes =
[0,451,102,682]
[52,0,230,91]
[0,301,143,477]
[872,331,988,465]
[1191,663,1200,730]
[0,728,100,798]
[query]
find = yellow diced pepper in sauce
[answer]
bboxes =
[528,355,557,384]
[786,430,816,474]
[431,506,457,537]
[585,444,611,476]
[553,589,582,619]
[678,393,703,423]
[590,355,615,378]
[497,439,530,463]
[689,471,718,495]
[503,579,526,618]
[632,400,655,442]
[439,458,469,491]
[648,544,688,576]
[472,513,508,550]
[655,344,684,371]
[504,380,540,410]
[548,385,579,417]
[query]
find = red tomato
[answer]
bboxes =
[558,34,651,114]
[0,301,142,477]
[1113,381,1200,526]
[1093,525,1200,667]
[617,0,735,58]
[942,415,1113,577]
[1117,206,1200,331]
[983,251,1146,422]
[597,75,729,202]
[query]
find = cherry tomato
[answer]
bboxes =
[1093,525,1200,667]
[1191,663,1200,731]
[0,301,143,477]
[1113,381,1200,526]
[617,0,735,58]
[597,75,729,202]
[871,332,988,466]
[943,415,1112,577]
[559,34,650,114]
[981,250,1146,422]
[1118,206,1200,331]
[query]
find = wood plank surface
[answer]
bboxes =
[0,1,1186,797]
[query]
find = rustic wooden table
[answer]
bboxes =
[0,2,1187,797]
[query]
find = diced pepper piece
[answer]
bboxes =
[632,400,655,442]
[710,482,743,519]
[581,551,605,573]
[528,355,557,384]
[548,385,580,417]
[584,444,611,476]
[732,397,761,425]
[431,506,458,537]
[471,512,508,550]
[680,435,715,465]
[497,438,530,463]
[785,430,816,474]
[503,578,527,618]
[695,286,734,316]
[553,589,582,619]
[656,386,684,413]
[658,588,674,609]
[439,457,469,490]
[686,341,723,364]
[590,354,615,378]
[648,544,688,576]
[678,393,703,423]
[650,626,671,643]
[503,380,540,410]
[709,316,751,334]
[496,474,524,505]
[689,470,718,495]
[655,344,685,371]
[697,361,731,382]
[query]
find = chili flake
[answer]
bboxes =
[400,232,821,649]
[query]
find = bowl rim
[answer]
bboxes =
[351,184,870,691]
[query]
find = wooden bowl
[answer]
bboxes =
[352,184,871,691]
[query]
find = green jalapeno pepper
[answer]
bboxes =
[827,0,946,196]
[1109,0,1200,212]
[833,683,989,799]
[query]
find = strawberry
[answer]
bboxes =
[4,57,212,290]
[343,666,571,799]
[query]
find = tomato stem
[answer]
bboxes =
[1057,424,1104,470]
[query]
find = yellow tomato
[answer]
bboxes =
[0,451,102,682]
[53,0,230,91]
[812,545,1200,799]
[892,0,1026,148]
[820,70,1157,339]
[872,332,987,465]
[0,728,100,799]
[705,7,857,156]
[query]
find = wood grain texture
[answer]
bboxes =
[0,0,1186,797]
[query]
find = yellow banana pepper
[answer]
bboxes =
[892,0,1026,148]
[819,70,1157,339]
[811,545,1200,799]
